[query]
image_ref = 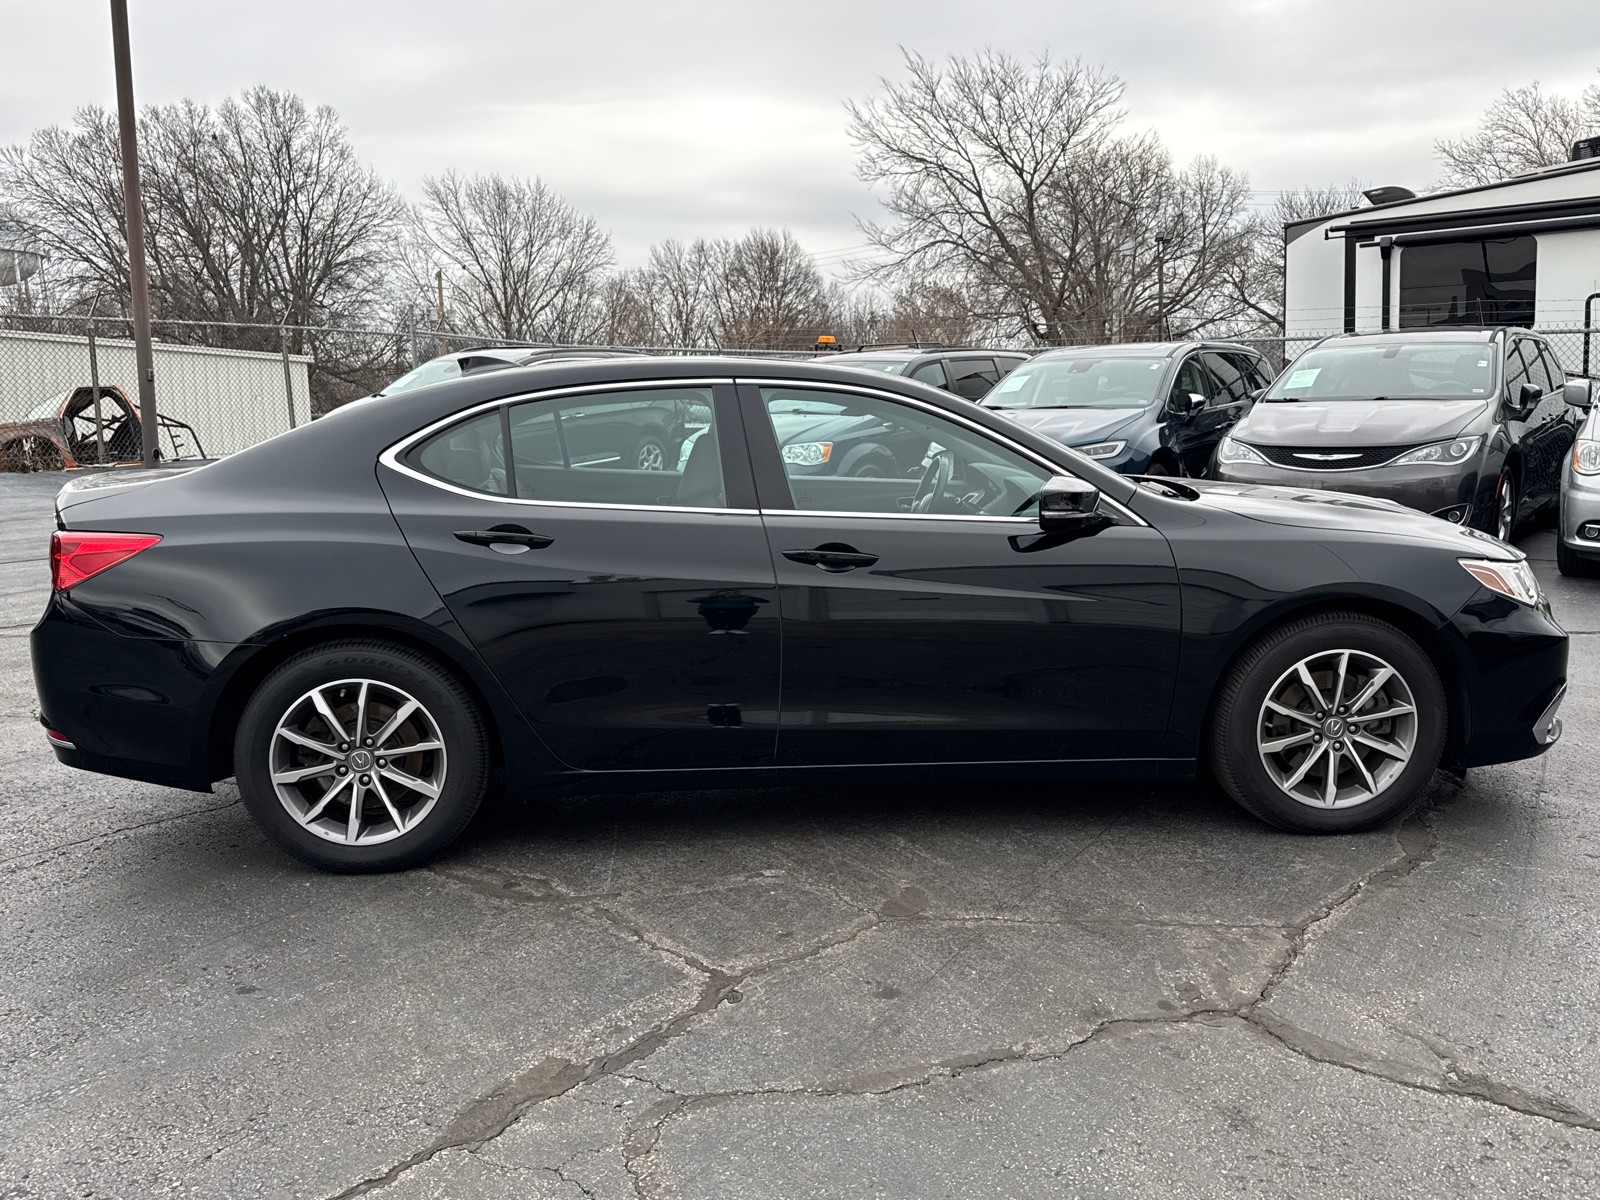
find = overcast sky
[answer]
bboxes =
[2,0,1597,272]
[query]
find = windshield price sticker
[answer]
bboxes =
[1285,368,1321,389]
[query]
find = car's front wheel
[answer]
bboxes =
[235,639,489,872]
[1209,612,1446,832]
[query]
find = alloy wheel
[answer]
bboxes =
[1496,475,1516,542]
[1256,649,1417,809]
[269,678,447,844]
[636,441,666,471]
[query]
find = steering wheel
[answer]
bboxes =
[911,450,955,514]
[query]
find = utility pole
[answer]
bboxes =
[1155,235,1170,341]
[109,0,158,468]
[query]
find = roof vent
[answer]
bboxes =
[1363,186,1417,206]
[1573,137,1600,162]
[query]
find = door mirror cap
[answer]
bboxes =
[1518,381,1543,411]
[1039,475,1111,536]
[1565,378,1594,410]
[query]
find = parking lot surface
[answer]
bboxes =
[3,470,1598,1198]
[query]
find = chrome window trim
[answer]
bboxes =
[378,378,754,515]
[760,509,1039,526]
[741,377,1147,527]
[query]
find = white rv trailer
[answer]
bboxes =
[1284,149,1600,363]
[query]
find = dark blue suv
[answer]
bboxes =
[981,341,1273,476]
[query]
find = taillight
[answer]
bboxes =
[50,531,162,592]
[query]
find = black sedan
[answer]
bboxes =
[33,357,1568,871]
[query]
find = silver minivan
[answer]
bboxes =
[1559,378,1600,576]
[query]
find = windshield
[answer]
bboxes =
[1266,342,1495,401]
[377,357,462,397]
[27,393,66,420]
[832,358,908,374]
[982,357,1167,408]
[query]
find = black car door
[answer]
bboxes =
[1165,355,1224,476]
[1520,340,1575,504]
[1199,351,1257,468]
[740,380,1181,766]
[378,381,781,771]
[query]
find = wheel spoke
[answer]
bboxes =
[371,699,420,749]
[1322,748,1340,806]
[346,780,365,842]
[1261,731,1316,755]
[1353,703,1414,722]
[354,680,370,746]
[311,687,350,744]
[1264,700,1318,726]
[380,764,440,799]
[1347,747,1380,796]
[301,772,352,824]
[1329,651,1351,713]
[1284,743,1329,790]
[272,762,337,785]
[278,728,338,756]
[372,775,407,833]
[380,740,443,757]
[1345,667,1395,716]
[1295,662,1329,712]
[1351,730,1408,761]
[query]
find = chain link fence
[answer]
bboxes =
[1,311,1593,471]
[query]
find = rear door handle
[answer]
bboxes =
[454,526,554,553]
[783,546,879,572]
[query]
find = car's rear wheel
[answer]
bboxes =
[1209,612,1446,833]
[235,639,489,872]
[633,433,668,472]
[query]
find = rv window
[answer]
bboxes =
[1398,237,1535,329]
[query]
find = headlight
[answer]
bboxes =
[1216,437,1267,466]
[781,441,832,466]
[1460,557,1542,607]
[1074,440,1125,460]
[1391,436,1481,467]
[1573,440,1600,476]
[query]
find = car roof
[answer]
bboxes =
[1031,341,1259,361]
[1317,329,1504,346]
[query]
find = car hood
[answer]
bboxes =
[768,412,884,442]
[1236,398,1488,446]
[1171,478,1521,558]
[989,406,1145,446]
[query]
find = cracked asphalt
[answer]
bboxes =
[2,470,1598,1198]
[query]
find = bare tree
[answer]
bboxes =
[1223,182,1369,335]
[847,50,1254,345]
[0,89,403,340]
[1436,79,1600,188]
[414,172,613,342]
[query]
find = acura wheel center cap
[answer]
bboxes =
[348,749,373,771]
[1322,718,1346,739]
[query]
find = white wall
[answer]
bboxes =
[1284,229,1346,337]
[0,329,312,457]
[1534,228,1600,326]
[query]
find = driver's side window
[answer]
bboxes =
[758,387,1052,518]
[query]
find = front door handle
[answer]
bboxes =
[783,544,879,572]
[454,526,554,554]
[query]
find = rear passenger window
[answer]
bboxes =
[947,358,999,399]
[910,361,947,388]
[508,388,725,509]
[410,410,507,495]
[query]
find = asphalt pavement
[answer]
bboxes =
[2,470,1598,1199]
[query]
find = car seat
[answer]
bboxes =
[676,426,724,507]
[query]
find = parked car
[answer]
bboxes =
[817,345,1032,400]
[34,356,1566,871]
[1558,377,1600,576]
[0,384,206,472]
[377,346,642,397]
[1213,329,1581,540]
[982,342,1273,477]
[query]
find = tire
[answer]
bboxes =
[1208,612,1446,833]
[1143,460,1175,477]
[633,433,668,472]
[1557,534,1600,577]
[1489,469,1518,542]
[234,639,490,872]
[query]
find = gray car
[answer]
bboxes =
[1213,328,1581,541]
[1558,379,1600,576]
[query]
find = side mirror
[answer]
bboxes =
[1039,475,1113,539]
[1247,387,1266,402]
[1565,378,1594,410]
[1518,381,1543,412]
